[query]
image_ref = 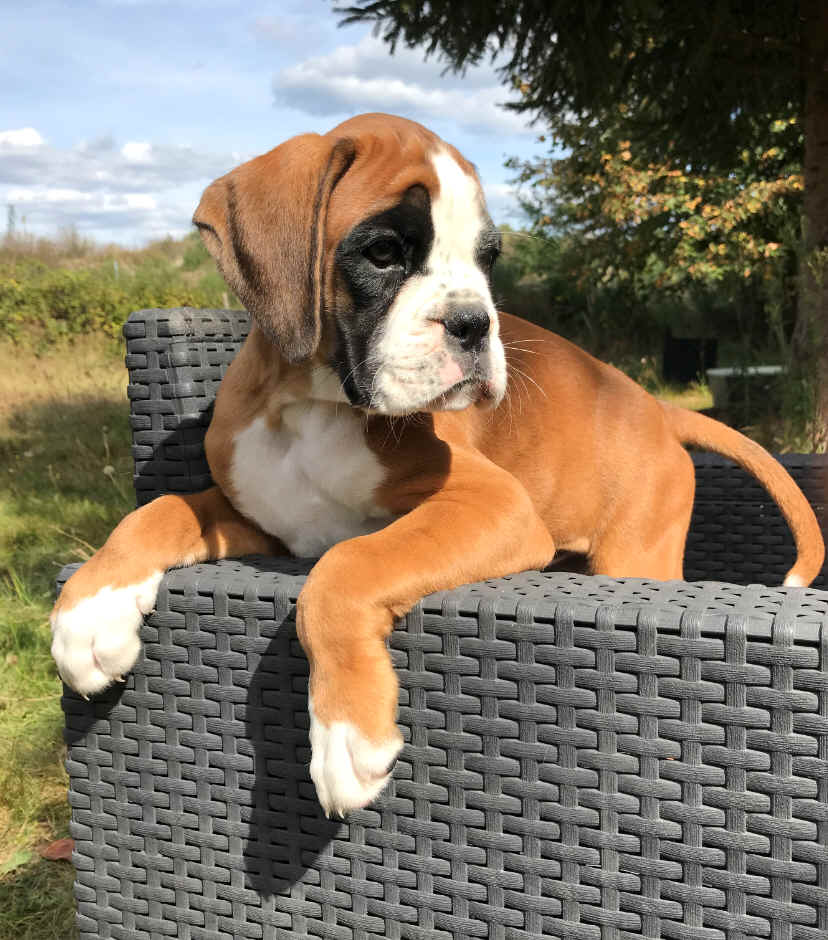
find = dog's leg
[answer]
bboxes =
[589,524,689,580]
[589,449,695,580]
[51,486,279,696]
[296,453,556,816]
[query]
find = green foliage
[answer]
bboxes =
[181,230,211,271]
[494,227,606,339]
[505,116,804,357]
[338,1,803,172]
[344,1,808,359]
[0,236,231,343]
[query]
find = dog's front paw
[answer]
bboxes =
[308,697,402,817]
[50,571,162,696]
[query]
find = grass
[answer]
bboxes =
[655,380,714,413]
[0,335,133,940]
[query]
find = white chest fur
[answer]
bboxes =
[230,402,391,557]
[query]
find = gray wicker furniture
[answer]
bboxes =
[58,308,828,939]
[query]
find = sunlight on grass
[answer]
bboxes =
[655,379,714,413]
[0,335,133,940]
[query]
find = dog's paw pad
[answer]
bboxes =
[308,700,402,817]
[51,572,162,696]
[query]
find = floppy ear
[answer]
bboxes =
[193,135,355,362]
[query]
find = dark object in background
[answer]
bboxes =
[662,332,718,383]
[707,364,787,429]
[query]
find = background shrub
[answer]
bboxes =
[0,231,233,344]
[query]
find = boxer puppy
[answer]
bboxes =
[51,113,824,816]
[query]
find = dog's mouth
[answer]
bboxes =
[342,339,505,416]
[424,372,496,411]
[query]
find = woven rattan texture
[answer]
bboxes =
[123,309,827,588]
[60,558,828,940]
[125,308,250,504]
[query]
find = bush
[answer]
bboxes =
[0,241,233,343]
[181,232,211,271]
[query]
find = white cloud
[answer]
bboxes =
[8,187,158,211]
[123,193,158,209]
[274,35,531,136]
[287,33,496,92]
[121,141,153,163]
[0,127,240,243]
[78,135,116,154]
[0,127,239,192]
[0,127,46,147]
[8,186,92,204]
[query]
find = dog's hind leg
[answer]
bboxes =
[51,486,280,696]
[588,522,689,581]
[588,448,695,581]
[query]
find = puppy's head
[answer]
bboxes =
[194,113,506,414]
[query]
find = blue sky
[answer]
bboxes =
[0,0,546,246]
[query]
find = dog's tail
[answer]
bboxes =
[664,403,824,587]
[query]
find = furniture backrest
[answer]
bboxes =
[124,308,828,587]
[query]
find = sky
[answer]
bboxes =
[0,0,547,247]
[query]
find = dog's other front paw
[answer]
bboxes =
[50,571,162,696]
[308,696,403,817]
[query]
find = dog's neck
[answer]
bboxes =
[243,322,349,412]
[305,363,350,405]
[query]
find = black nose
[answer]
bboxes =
[442,306,490,351]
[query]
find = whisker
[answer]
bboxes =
[501,338,551,344]
[334,353,379,415]
[505,364,529,418]
[502,344,542,358]
[510,364,548,400]
[367,361,385,412]
[502,378,517,435]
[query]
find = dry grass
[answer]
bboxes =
[0,335,132,939]
[0,336,127,418]
[0,227,185,266]
[0,228,112,265]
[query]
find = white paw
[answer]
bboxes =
[308,697,402,817]
[50,572,162,696]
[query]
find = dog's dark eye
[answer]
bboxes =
[364,239,403,269]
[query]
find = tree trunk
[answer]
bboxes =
[797,0,828,450]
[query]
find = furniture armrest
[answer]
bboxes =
[58,558,828,939]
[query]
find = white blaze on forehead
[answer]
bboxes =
[428,149,488,275]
